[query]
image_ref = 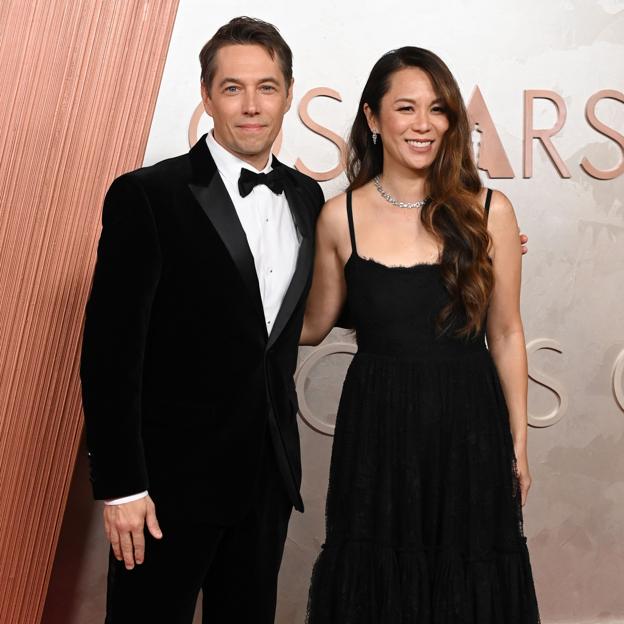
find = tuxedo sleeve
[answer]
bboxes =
[80,174,162,500]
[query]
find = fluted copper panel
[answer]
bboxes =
[0,2,179,622]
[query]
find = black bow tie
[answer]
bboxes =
[238,167,285,198]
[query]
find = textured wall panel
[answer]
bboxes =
[0,2,179,622]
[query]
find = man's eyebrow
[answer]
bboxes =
[218,77,242,87]
[218,76,281,86]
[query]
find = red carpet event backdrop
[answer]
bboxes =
[0,1,621,623]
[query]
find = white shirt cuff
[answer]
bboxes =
[104,491,148,505]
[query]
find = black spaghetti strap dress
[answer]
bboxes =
[306,190,540,624]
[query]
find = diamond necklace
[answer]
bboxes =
[373,175,429,209]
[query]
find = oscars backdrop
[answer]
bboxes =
[44,1,624,623]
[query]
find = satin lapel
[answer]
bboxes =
[188,140,265,327]
[266,174,314,350]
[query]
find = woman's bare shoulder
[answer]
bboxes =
[481,188,517,229]
[316,191,350,245]
[320,191,348,220]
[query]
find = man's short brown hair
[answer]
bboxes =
[200,17,293,91]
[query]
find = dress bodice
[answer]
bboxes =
[344,191,486,359]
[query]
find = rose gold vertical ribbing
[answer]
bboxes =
[0,2,180,622]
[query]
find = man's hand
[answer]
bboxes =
[103,495,162,570]
[520,232,528,255]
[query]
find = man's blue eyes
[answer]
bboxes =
[223,85,276,93]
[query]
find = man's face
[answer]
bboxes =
[202,44,293,169]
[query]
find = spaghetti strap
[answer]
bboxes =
[484,188,493,222]
[346,191,358,255]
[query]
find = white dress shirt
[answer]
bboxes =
[205,130,300,331]
[105,132,300,506]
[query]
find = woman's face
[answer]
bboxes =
[365,67,450,175]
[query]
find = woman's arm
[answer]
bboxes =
[300,195,349,346]
[485,190,532,505]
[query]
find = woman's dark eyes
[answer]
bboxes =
[397,106,445,113]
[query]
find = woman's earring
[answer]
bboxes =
[372,131,378,145]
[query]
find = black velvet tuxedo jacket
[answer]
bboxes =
[80,135,324,525]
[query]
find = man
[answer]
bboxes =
[81,17,323,623]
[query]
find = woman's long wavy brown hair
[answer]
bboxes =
[347,47,493,338]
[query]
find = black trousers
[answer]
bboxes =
[104,444,293,624]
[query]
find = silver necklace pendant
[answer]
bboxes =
[373,175,429,209]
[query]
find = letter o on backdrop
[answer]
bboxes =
[295,342,357,436]
[613,348,624,412]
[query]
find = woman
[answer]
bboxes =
[302,47,540,623]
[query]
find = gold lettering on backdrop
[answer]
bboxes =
[187,88,623,181]
[297,339,577,434]
[613,349,624,412]
[580,89,624,180]
[526,338,568,427]
[523,90,571,178]
[466,86,514,178]
[187,101,284,155]
[295,87,348,181]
